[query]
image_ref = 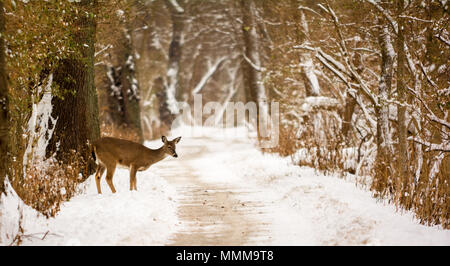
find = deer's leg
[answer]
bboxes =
[95,164,106,194]
[105,164,117,193]
[130,165,137,191]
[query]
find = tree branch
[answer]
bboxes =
[192,57,227,95]
[435,34,450,47]
[408,137,450,152]
[243,53,266,72]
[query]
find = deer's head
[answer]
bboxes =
[162,136,181,158]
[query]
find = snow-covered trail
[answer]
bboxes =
[158,129,449,245]
[160,140,274,245]
[3,127,449,246]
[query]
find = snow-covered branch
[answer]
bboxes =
[317,4,379,107]
[419,62,438,88]
[353,92,377,131]
[295,44,378,106]
[316,53,350,87]
[243,53,265,72]
[408,137,450,152]
[298,6,323,18]
[406,86,450,130]
[351,47,381,56]
[323,3,349,57]
[434,34,450,47]
[192,57,227,95]
[95,44,112,58]
[168,0,184,13]
[399,15,433,23]
[318,49,350,77]
[365,0,398,33]
[294,45,351,81]
[298,96,340,113]
[365,0,419,82]
[428,114,450,131]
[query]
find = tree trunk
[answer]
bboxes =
[240,0,269,138]
[373,23,394,194]
[165,0,185,118]
[396,0,410,202]
[342,93,357,138]
[0,1,7,194]
[343,41,365,140]
[154,76,174,136]
[299,11,320,97]
[99,26,143,143]
[46,0,100,178]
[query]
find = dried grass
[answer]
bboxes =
[100,122,142,143]
[265,110,449,229]
[18,151,87,218]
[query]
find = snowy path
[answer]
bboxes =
[159,141,273,245]
[3,127,449,246]
[158,130,449,245]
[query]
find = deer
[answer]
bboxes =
[92,135,181,194]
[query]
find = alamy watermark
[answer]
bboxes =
[171,94,279,148]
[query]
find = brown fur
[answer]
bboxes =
[92,136,181,193]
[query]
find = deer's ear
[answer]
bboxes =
[161,136,167,143]
[174,136,181,143]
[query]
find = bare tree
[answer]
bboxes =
[165,0,185,118]
[396,0,409,195]
[373,22,395,194]
[240,0,269,138]
[0,0,7,194]
[96,3,143,142]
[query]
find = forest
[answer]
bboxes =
[0,0,449,246]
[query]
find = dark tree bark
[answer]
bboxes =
[0,0,7,194]
[46,0,100,178]
[341,94,357,138]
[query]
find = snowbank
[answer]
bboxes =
[0,156,179,246]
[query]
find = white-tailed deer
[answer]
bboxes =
[92,136,181,194]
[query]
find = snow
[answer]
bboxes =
[169,126,450,245]
[0,179,25,244]
[0,147,179,245]
[1,126,449,246]
[301,56,320,96]
[23,74,57,171]
[299,96,340,113]
[126,55,135,71]
[106,64,122,100]
[168,0,184,13]
[166,66,180,114]
[116,9,125,18]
